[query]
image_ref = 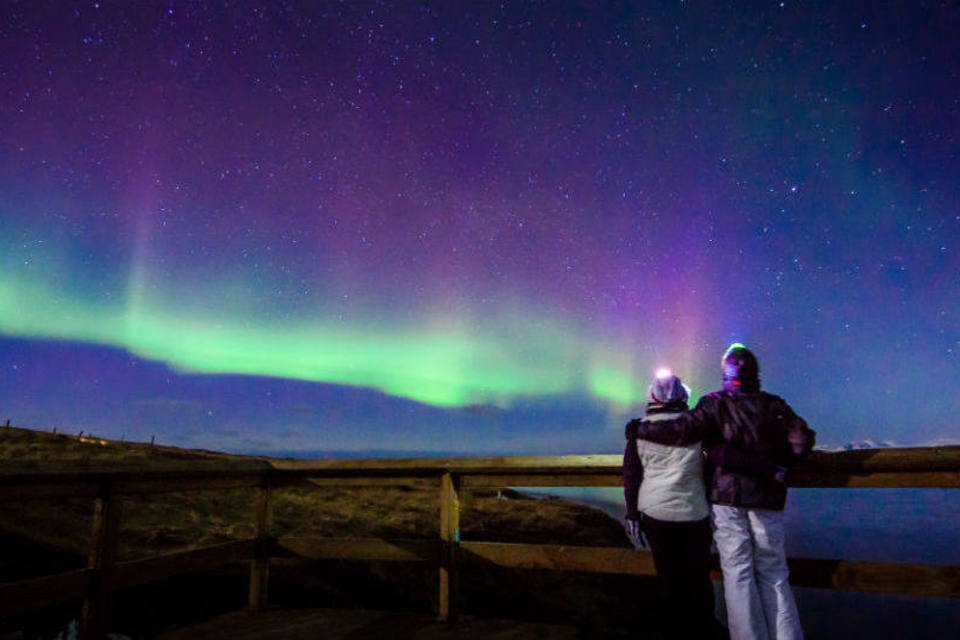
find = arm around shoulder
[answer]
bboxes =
[630,396,715,446]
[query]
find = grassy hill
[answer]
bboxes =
[0,425,657,638]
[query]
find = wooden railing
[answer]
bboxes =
[1,446,959,638]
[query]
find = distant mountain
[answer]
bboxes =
[817,439,896,452]
[818,437,960,451]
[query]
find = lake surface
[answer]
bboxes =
[522,486,960,640]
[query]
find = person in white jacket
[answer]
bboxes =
[622,369,717,639]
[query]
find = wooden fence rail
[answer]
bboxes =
[0,446,958,638]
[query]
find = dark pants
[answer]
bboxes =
[642,513,717,639]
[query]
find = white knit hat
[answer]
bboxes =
[648,369,689,404]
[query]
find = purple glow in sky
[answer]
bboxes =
[1,2,958,454]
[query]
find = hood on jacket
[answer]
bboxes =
[722,343,760,393]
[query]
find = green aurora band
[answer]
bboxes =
[0,275,649,408]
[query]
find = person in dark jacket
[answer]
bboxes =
[626,344,815,640]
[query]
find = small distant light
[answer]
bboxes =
[655,367,672,379]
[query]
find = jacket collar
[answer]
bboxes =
[645,400,689,415]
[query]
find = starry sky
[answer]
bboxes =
[1,1,958,455]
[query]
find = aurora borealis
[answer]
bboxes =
[1,2,958,454]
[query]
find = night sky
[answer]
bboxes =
[1,1,958,455]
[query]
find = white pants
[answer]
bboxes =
[712,505,803,640]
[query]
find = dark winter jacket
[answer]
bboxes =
[626,390,815,510]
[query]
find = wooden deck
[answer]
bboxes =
[157,608,584,640]
[2,444,958,639]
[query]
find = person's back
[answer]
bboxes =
[636,400,709,522]
[622,371,716,640]
[629,345,815,640]
[695,389,812,510]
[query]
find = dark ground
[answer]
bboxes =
[0,426,668,639]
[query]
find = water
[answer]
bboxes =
[520,486,960,639]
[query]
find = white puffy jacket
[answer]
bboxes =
[635,411,709,522]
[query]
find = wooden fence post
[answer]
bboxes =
[438,471,461,621]
[248,473,272,613]
[80,478,122,640]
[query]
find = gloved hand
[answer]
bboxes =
[625,514,648,550]
[773,465,789,484]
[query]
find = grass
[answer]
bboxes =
[0,425,630,555]
[0,425,657,638]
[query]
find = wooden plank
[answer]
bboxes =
[267,465,443,479]
[0,445,955,482]
[0,465,265,484]
[0,569,89,616]
[0,467,960,501]
[801,446,960,472]
[273,536,440,563]
[788,557,960,599]
[461,474,623,488]
[789,469,960,489]
[264,446,960,476]
[0,445,957,497]
[3,465,955,498]
[266,454,623,476]
[0,468,263,499]
[438,472,461,621]
[276,476,438,488]
[457,542,960,599]
[113,540,257,589]
[114,472,264,495]
[459,541,657,576]
[248,480,272,612]
[80,480,122,640]
[0,479,101,501]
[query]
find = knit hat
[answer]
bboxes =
[648,368,689,404]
